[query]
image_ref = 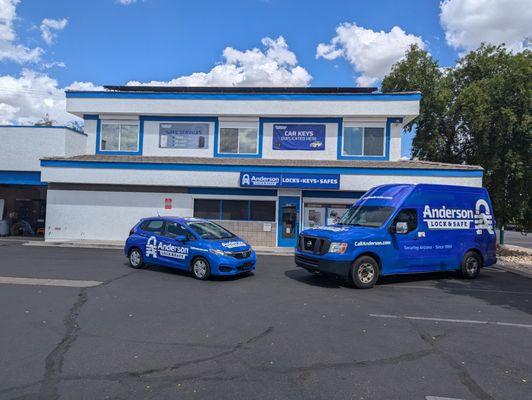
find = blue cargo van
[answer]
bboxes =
[295,184,497,288]
[125,217,256,280]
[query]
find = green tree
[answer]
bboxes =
[383,44,531,230]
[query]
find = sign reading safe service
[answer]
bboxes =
[272,124,326,151]
[240,172,340,189]
[159,123,209,149]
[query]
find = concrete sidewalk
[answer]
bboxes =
[20,239,294,256]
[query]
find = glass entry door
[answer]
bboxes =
[277,196,300,247]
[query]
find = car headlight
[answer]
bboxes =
[328,242,348,254]
[209,249,227,256]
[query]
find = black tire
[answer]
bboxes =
[350,256,379,289]
[461,251,481,279]
[128,247,144,269]
[191,257,211,280]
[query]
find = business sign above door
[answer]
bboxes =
[272,124,326,151]
[239,172,340,189]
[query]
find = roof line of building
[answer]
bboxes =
[65,90,421,101]
[0,125,87,136]
[103,86,380,94]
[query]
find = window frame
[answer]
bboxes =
[391,208,418,233]
[99,120,140,153]
[341,124,386,158]
[192,198,276,222]
[140,219,165,235]
[217,122,259,156]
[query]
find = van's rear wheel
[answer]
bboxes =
[461,251,481,279]
[350,256,379,289]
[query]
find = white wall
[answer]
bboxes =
[0,127,87,171]
[388,121,403,161]
[68,97,420,121]
[45,190,193,241]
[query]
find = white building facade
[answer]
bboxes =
[38,87,483,247]
[0,126,86,236]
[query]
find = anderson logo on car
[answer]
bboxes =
[422,199,494,234]
[146,236,189,259]
[221,240,246,249]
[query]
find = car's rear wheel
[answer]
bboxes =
[350,256,379,289]
[128,248,144,269]
[191,257,211,280]
[461,251,481,279]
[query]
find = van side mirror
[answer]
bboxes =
[395,222,409,234]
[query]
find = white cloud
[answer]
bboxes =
[316,23,425,86]
[0,69,101,124]
[116,0,137,5]
[440,0,532,53]
[40,18,68,45]
[0,0,43,63]
[127,36,312,87]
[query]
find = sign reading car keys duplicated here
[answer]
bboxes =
[272,124,326,151]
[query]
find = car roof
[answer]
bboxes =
[141,216,207,224]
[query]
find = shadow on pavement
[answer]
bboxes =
[133,263,254,282]
[284,269,350,289]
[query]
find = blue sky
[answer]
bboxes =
[6,0,458,87]
[1,0,530,157]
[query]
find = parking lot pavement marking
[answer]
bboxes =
[369,314,532,329]
[380,284,532,295]
[426,397,465,400]
[0,276,102,288]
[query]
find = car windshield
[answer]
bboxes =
[338,205,395,228]
[187,221,235,240]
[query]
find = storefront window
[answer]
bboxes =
[193,199,275,222]
[193,199,219,219]
[343,126,384,156]
[219,127,258,154]
[221,200,248,220]
[100,122,139,152]
[250,201,276,221]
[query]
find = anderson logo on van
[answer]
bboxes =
[422,199,494,234]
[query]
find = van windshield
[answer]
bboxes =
[338,205,395,228]
[187,221,235,240]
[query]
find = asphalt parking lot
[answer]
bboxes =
[0,241,531,400]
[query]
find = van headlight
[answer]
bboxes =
[328,242,348,254]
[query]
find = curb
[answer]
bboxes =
[493,262,532,279]
[21,241,295,256]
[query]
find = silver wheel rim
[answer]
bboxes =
[466,257,478,275]
[130,250,141,266]
[358,262,375,284]
[193,259,207,278]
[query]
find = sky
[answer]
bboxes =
[0,0,531,156]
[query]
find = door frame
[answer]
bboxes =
[277,196,301,247]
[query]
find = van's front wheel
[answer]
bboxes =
[461,251,481,279]
[350,256,379,289]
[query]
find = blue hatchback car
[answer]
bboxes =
[125,217,256,280]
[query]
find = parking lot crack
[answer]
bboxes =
[37,288,88,400]
[413,322,495,400]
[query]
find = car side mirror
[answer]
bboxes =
[395,222,409,234]
[175,235,187,243]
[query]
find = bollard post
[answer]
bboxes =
[499,225,505,245]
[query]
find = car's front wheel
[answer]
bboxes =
[350,256,379,289]
[128,248,144,269]
[191,257,211,280]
